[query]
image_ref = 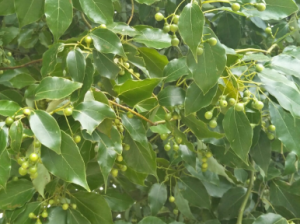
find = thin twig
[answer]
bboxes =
[0,59,42,70]
[81,12,92,29]
[127,0,134,25]
[109,100,157,126]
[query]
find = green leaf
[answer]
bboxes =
[269,103,300,157]
[163,57,189,83]
[32,163,51,198]
[93,50,120,80]
[9,73,36,89]
[44,207,67,224]
[135,0,160,5]
[0,179,35,210]
[35,77,82,101]
[178,3,204,61]
[253,213,288,224]
[0,100,21,116]
[259,68,300,117]
[9,120,23,154]
[216,12,241,48]
[114,79,160,107]
[174,185,195,220]
[77,58,95,103]
[0,147,10,189]
[121,166,148,186]
[217,187,248,219]
[97,126,122,190]
[138,217,166,224]
[90,29,126,57]
[0,0,14,15]
[250,131,271,175]
[223,107,253,164]
[14,202,40,224]
[185,83,217,116]
[29,110,61,154]
[178,176,211,209]
[242,0,298,20]
[14,0,44,27]
[103,188,135,212]
[73,101,116,134]
[182,115,223,139]
[187,27,226,94]
[158,86,185,107]
[123,131,156,175]
[133,27,171,49]
[79,0,113,24]
[148,183,167,215]
[41,43,64,77]
[41,131,90,191]
[73,192,113,224]
[139,47,168,78]
[283,152,297,175]
[107,22,140,36]
[67,209,91,224]
[67,49,86,83]
[45,0,73,41]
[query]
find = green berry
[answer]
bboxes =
[243,97,249,102]
[205,151,212,158]
[71,204,77,209]
[219,100,228,108]
[265,27,272,34]
[29,166,37,174]
[111,168,118,177]
[17,157,25,165]
[23,108,31,116]
[74,135,81,143]
[209,120,217,128]
[115,119,121,125]
[231,3,240,11]
[169,196,175,203]
[256,3,266,11]
[202,162,208,169]
[62,203,69,210]
[163,24,170,33]
[22,161,29,169]
[41,211,48,218]
[84,36,92,45]
[173,144,179,151]
[202,157,207,163]
[30,172,38,179]
[244,90,251,97]
[5,117,14,127]
[121,165,127,172]
[173,15,180,24]
[28,212,36,219]
[49,199,54,205]
[19,167,27,176]
[170,24,178,32]
[256,64,264,72]
[228,98,236,106]
[34,141,41,148]
[197,47,203,56]
[173,209,179,215]
[116,155,123,162]
[119,69,125,76]
[29,153,39,162]
[171,37,179,46]
[267,133,275,140]
[254,101,264,110]
[268,125,276,132]
[207,37,217,46]
[175,136,182,144]
[100,24,107,29]
[164,143,171,151]
[124,144,130,151]
[64,107,73,116]
[127,111,133,118]
[235,103,244,111]
[160,133,168,140]
[155,12,164,21]
[7,52,12,57]
[165,113,172,121]
[205,111,213,120]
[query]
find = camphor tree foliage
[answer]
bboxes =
[1,0,300,223]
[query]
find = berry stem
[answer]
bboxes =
[127,0,134,25]
[0,59,42,70]
[81,12,92,29]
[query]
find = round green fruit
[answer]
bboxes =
[119,69,125,76]
[169,196,175,203]
[256,64,264,72]
[29,166,37,174]
[127,111,133,118]
[265,27,272,34]
[22,161,29,169]
[207,37,217,46]
[204,111,213,120]
[100,24,107,29]
[84,36,92,45]
[231,3,240,11]
[164,144,171,151]
[17,157,25,165]
[205,151,212,158]
[268,125,276,132]
[124,144,130,151]
[30,172,38,179]
[228,98,236,106]
[163,24,170,33]
[71,204,77,209]
[170,24,178,32]
[197,47,203,56]
[121,165,127,172]
[173,209,179,215]
[155,12,164,21]
[173,144,179,151]
[62,203,69,210]
[117,155,123,162]
[41,211,48,218]
[28,212,36,219]
[173,15,180,24]
[5,117,14,127]
[175,136,182,144]
[29,153,39,162]
[34,141,41,148]
[267,133,275,140]
[254,101,264,110]
[256,3,266,11]
[165,113,172,121]
[235,103,244,111]
[19,167,27,176]
[202,162,208,169]
[74,135,81,143]
[171,37,179,46]
[219,100,228,108]
[111,168,119,177]
[160,133,168,140]
[209,120,217,129]
[23,108,31,116]
[64,107,73,116]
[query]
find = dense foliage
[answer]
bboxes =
[1,0,300,223]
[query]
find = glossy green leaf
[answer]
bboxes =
[114,79,160,106]
[258,68,300,117]
[67,49,86,83]
[121,166,148,186]
[253,213,288,224]
[216,12,241,48]
[182,115,223,139]
[283,152,297,175]
[163,57,189,83]
[77,58,95,103]
[9,73,36,89]
[0,0,14,15]
[107,22,140,36]
[185,83,217,116]
[97,126,122,189]
[73,101,116,134]
[41,131,90,191]
[217,187,248,219]
[104,188,134,212]
[0,179,35,210]
[35,77,82,100]
[29,110,61,154]
[79,0,113,24]
[73,192,113,224]
[123,131,156,175]
[269,103,300,157]
[0,100,21,116]
[148,183,167,215]
[41,43,64,77]
[93,50,120,80]
[158,86,185,107]
[14,202,40,224]
[0,133,10,188]
[67,209,91,224]
[250,131,271,175]
[178,3,204,61]
[134,27,171,49]
[139,47,168,78]
[45,0,73,41]
[223,107,253,164]
[14,0,44,27]
[32,163,51,197]
[135,0,160,5]
[9,120,23,153]
[90,29,126,57]
[138,217,166,224]
[178,177,211,209]
[174,185,195,220]
[187,27,226,94]
[44,207,67,224]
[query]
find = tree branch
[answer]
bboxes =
[0,59,42,70]
[127,0,134,25]
[81,12,92,29]
[109,100,157,126]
